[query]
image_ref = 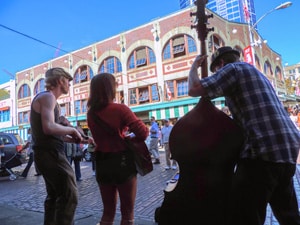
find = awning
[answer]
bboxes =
[149,99,224,120]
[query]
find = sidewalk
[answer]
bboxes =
[0,150,172,225]
[0,203,155,225]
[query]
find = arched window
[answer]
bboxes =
[163,34,197,60]
[275,66,282,80]
[74,65,94,84]
[128,47,156,69]
[208,34,225,53]
[264,61,273,77]
[34,78,45,95]
[99,56,122,74]
[18,84,30,99]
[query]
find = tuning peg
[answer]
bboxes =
[190,12,197,17]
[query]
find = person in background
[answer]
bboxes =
[161,119,177,170]
[0,139,4,167]
[149,116,160,164]
[188,46,300,225]
[20,128,41,178]
[87,73,148,225]
[30,67,93,225]
[64,142,82,181]
[87,130,96,176]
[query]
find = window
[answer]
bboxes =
[0,109,10,122]
[59,103,71,116]
[177,79,188,97]
[128,84,160,106]
[162,35,197,60]
[275,66,282,80]
[99,56,122,74]
[129,89,137,105]
[18,111,29,124]
[164,79,188,100]
[128,47,156,69]
[18,84,30,99]
[209,35,225,53]
[74,65,94,84]
[34,78,45,95]
[264,61,273,77]
[74,100,87,114]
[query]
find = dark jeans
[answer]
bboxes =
[68,157,81,180]
[227,159,300,225]
[34,149,78,225]
[21,152,33,177]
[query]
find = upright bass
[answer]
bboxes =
[156,1,244,224]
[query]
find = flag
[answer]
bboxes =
[165,82,172,101]
[243,1,250,23]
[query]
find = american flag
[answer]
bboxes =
[165,82,172,101]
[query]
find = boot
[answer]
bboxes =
[153,159,160,164]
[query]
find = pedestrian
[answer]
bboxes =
[87,72,148,225]
[30,67,92,225]
[0,138,4,167]
[87,130,96,176]
[188,46,300,225]
[161,119,177,170]
[20,128,41,178]
[64,142,83,181]
[149,116,160,164]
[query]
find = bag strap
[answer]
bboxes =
[91,112,117,136]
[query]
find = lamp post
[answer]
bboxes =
[246,1,292,67]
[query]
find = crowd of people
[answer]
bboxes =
[17,45,300,225]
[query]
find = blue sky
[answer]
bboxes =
[0,0,299,84]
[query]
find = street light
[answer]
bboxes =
[251,2,292,30]
[246,1,292,67]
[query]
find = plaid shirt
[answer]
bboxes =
[201,62,300,163]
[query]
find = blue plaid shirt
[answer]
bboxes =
[201,62,300,163]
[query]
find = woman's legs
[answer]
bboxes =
[99,184,118,225]
[118,176,137,225]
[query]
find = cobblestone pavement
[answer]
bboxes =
[0,149,176,224]
[1,149,300,225]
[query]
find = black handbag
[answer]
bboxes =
[91,113,153,176]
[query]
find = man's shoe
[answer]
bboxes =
[34,173,41,176]
[171,165,177,170]
[164,166,170,170]
[153,159,160,164]
[77,178,83,181]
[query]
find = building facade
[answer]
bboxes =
[0,6,285,141]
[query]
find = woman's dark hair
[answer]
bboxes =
[87,73,116,112]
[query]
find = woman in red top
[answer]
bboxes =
[87,73,148,225]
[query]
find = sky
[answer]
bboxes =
[0,0,299,84]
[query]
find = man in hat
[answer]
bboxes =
[30,67,93,225]
[188,46,300,225]
[161,118,177,170]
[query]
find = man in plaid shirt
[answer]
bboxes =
[188,46,300,225]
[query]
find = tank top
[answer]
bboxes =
[30,91,64,152]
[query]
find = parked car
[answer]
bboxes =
[0,132,27,164]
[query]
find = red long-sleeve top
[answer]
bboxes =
[87,103,148,153]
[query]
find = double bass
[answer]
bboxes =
[156,1,244,224]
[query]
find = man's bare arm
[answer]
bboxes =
[188,55,208,97]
